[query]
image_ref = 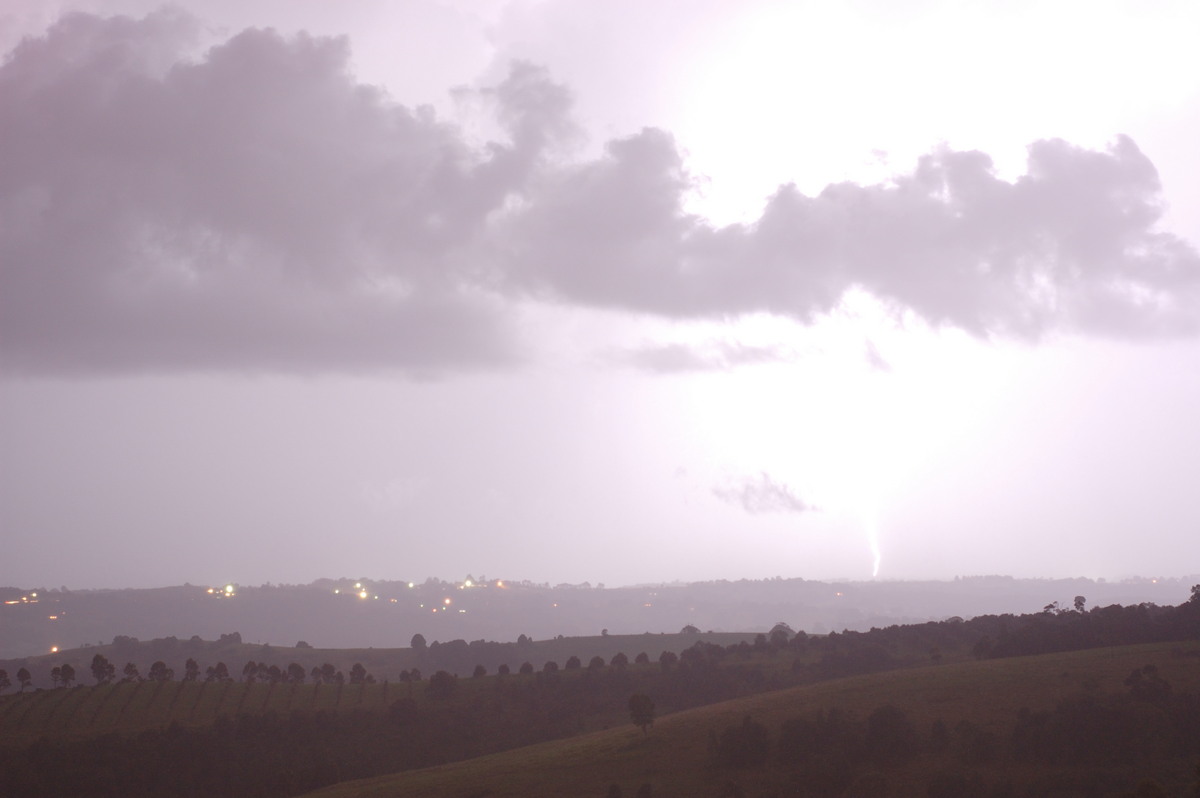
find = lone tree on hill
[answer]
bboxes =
[17,667,32,691]
[629,693,655,735]
[90,653,115,684]
[410,633,427,650]
[60,663,75,686]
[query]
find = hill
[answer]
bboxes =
[301,641,1200,798]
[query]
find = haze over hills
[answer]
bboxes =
[2,574,1193,661]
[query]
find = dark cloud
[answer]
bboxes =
[0,11,565,374]
[506,132,1200,337]
[712,472,813,515]
[3,10,1198,375]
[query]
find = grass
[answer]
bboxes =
[298,641,1200,798]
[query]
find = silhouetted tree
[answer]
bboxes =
[1074,595,1087,613]
[629,693,655,734]
[60,663,75,687]
[472,664,487,678]
[90,653,115,684]
[287,663,306,683]
[242,661,258,683]
[183,658,200,681]
[565,656,581,670]
[0,669,10,693]
[635,652,650,665]
[519,662,534,675]
[205,662,230,682]
[51,666,61,687]
[17,667,32,691]
[295,640,312,648]
[349,663,367,684]
[681,624,700,634]
[427,670,457,699]
[320,663,336,683]
[122,662,141,682]
[611,652,629,670]
[658,651,678,671]
[410,633,427,650]
[148,661,174,681]
[588,655,606,670]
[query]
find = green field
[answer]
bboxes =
[298,641,1200,798]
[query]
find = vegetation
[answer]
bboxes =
[0,589,1196,796]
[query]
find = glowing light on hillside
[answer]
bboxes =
[443,598,451,606]
[407,582,414,588]
[207,588,215,594]
[334,589,340,594]
[464,579,473,587]
[31,592,37,598]
[48,615,58,620]
[224,585,234,594]
[355,582,362,589]
[359,590,369,599]
[50,645,58,653]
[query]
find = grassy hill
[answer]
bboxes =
[299,641,1200,798]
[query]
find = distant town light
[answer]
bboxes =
[359,590,368,599]
[355,582,362,589]
[464,580,473,587]
[50,645,58,653]
[207,588,215,594]
[48,615,58,620]
[31,592,37,598]
[334,589,340,594]
[407,582,414,589]
[443,598,451,605]
[225,585,234,594]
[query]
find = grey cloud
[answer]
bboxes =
[3,10,1199,376]
[712,472,813,515]
[505,131,1200,337]
[0,11,566,374]
[619,340,788,373]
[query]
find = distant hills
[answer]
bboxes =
[2,574,1193,661]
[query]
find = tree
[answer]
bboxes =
[1074,595,1087,613]
[349,663,367,684]
[184,658,200,681]
[681,624,700,635]
[629,693,655,734]
[427,669,457,699]
[148,661,174,682]
[565,656,582,670]
[635,652,650,665]
[17,667,32,691]
[242,661,258,683]
[51,666,61,688]
[60,663,75,687]
[611,652,629,670]
[519,662,534,675]
[658,651,678,671]
[320,663,336,683]
[497,663,511,676]
[122,662,141,682]
[205,662,230,682]
[410,633,427,650]
[287,663,306,684]
[90,653,115,684]
[588,655,606,670]
[0,669,10,693]
[472,664,487,678]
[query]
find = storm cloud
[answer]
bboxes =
[3,10,1198,375]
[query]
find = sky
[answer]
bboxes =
[2,0,1200,590]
